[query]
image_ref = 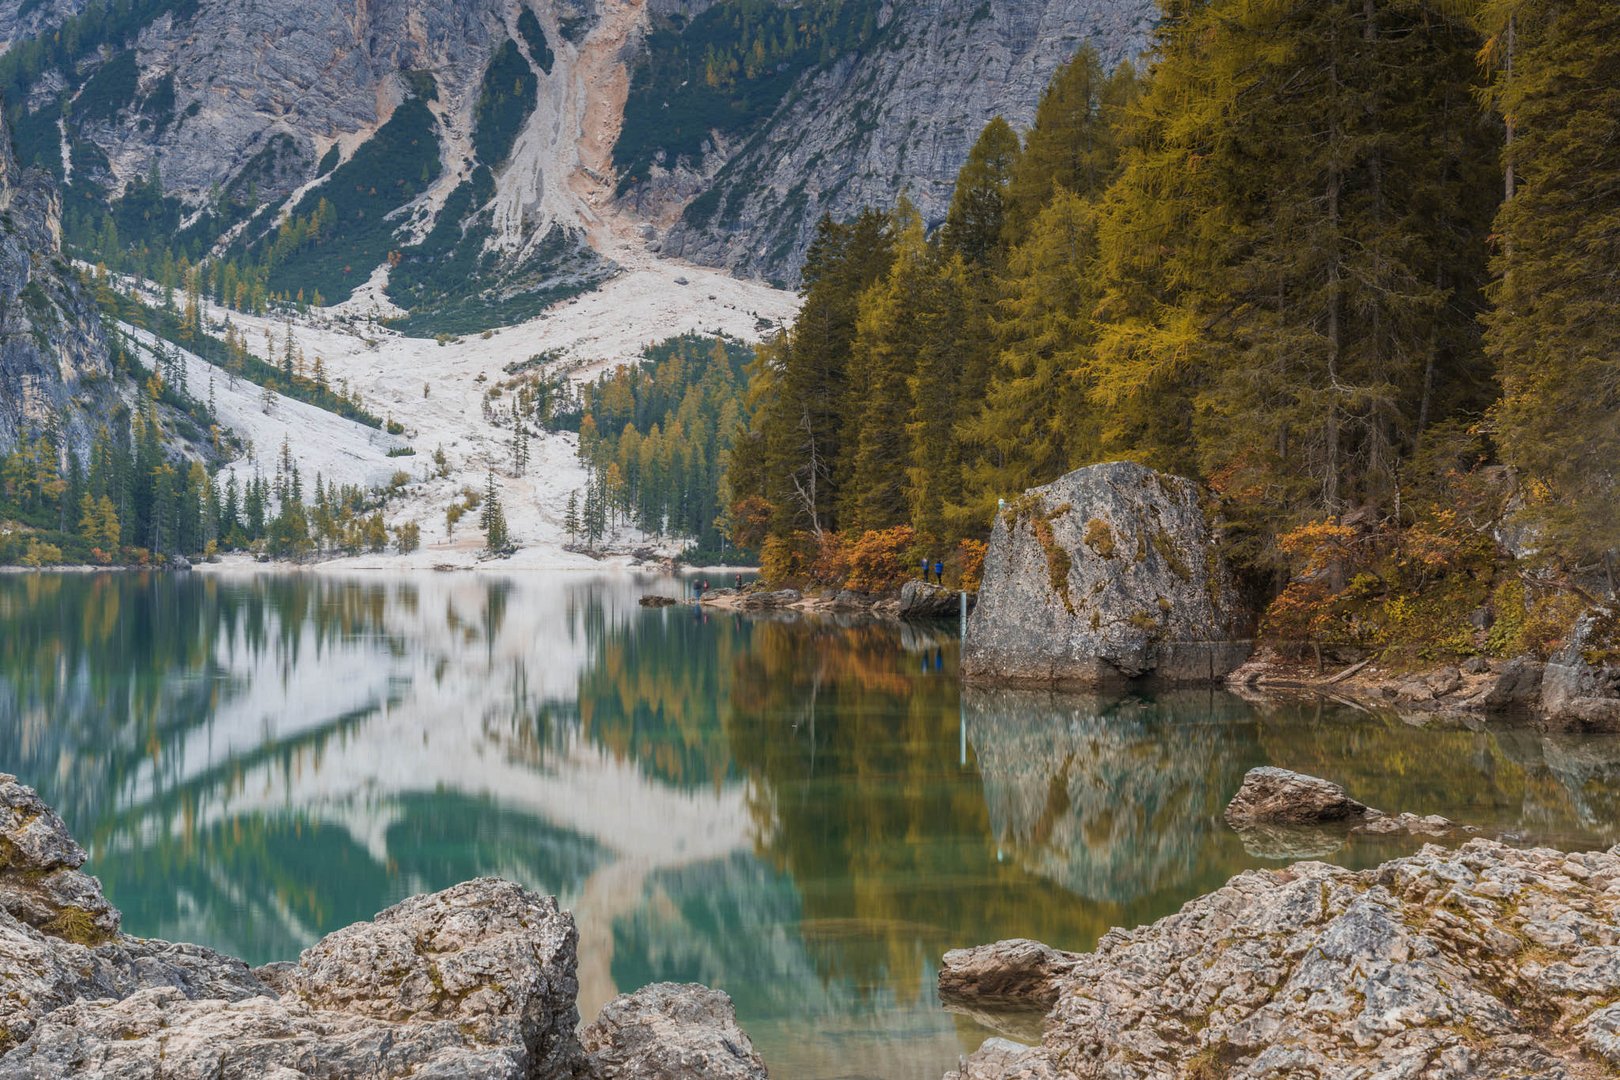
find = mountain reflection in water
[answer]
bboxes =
[3,571,1619,1080]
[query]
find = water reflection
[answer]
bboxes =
[3,572,1620,1080]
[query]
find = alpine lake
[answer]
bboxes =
[4,570,1619,1079]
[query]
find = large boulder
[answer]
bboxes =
[0,773,120,943]
[0,878,588,1080]
[898,580,962,620]
[961,462,1250,686]
[0,773,771,1078]
[1541,611,1620,731]
[581,982,768,1079]
[949,839,1620,1078]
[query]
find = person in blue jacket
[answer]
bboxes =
[933,559,945,585]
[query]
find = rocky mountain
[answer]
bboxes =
[0,104,118,459]
[637,0,1155,280]
[0,0,1153,324]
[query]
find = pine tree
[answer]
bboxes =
[958,189,1104,528]
[1089,0,1496,532]
[480,472,510,553]
[1482,0,1620,572]
[1002,46,1137,247]
[563,489,580,544]
[940,117,1020,267]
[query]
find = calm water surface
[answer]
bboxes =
[5,571,1620,1078]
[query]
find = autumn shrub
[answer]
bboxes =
[809,530,851,587]
[1263,510,1504,666]
[727,495,773,551]
[957,538,987,591]
[844,526,919,593]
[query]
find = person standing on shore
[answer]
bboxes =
[921,557,931,582]
[934,559,944,585]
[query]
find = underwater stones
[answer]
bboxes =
[1223,767,1371,828]
[938,939,1081,1007]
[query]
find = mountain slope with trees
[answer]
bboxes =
[725,0,1620,663]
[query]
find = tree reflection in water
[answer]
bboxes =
[4,572,1620,1079]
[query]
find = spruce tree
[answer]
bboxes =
[1002,47,1137,247]
[1482,0,1620,571]
[940,118,1020,267]
[958,189,1103,528]
[481,472,510,553]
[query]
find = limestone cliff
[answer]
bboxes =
[646,0,1154,281]
[0,0,1154,305]
[0,105,117,459]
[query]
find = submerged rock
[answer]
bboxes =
[1223,766,1371,827]
[938,939,1080,1007]
[1223,767,1476,858]
[949,838,1620,1078]
[962,462,1250,686]
[0,774,769,1078]
[582,982,767,1079]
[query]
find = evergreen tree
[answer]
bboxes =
[958,189,1104,527]
[1002,46,1138,247]
[564,489,581,544]
[940,117,1020,267]
[1481,0,1620,573]
[480,472,510,552]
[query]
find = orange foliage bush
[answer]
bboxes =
[810,531,851,586]
[844,526,920,593]
[957,539,987,592]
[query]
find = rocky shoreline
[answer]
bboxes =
[940,767,1620,1079]
[0,774,766,1079]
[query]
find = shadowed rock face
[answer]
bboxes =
[0,109,118,460]
[948,838,1620,1079]
[0,773,765,1079]
[962,462,1251,686]
[654,0,1156,282]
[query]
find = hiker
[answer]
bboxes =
[734,573,743,591]
[934,559,945,585]
[920,557,930,581]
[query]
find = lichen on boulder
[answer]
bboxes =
[962,462,1251,686]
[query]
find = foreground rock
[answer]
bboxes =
[0,774,765,1078]
[948,838,1620,1079]
[962,461,1251,686]
[582,982,767,1079]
